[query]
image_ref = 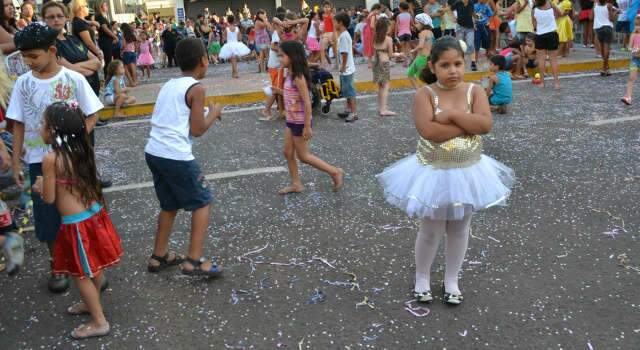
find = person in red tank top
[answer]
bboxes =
[320,0,339,69]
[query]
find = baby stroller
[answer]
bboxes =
[310,67,340,115]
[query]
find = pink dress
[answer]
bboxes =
[363,13,375,58]
[137,39,155,66]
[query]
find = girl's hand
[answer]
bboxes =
[303,125,312,140]
[32,176,43,195]
[434,110,453,124]
[208,102,223,120]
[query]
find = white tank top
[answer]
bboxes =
[593,4,613,29]
[308,20,318,39]
[533,7,557,35]
[226,27,239,43]
[145,77,200,161]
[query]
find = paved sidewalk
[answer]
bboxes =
[100,47,629,118]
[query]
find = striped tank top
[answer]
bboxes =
[284,75,306,124]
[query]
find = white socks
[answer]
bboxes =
[414,214,472,295]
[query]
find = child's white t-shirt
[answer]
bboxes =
[145,76,200,161]
[6,67,103,164]
[338,31,356,76]
[267,30,280,69]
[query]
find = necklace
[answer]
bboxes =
[435,81,462,90]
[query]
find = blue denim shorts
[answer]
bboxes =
[630,57,640,72]
[122,51,137,65]
[474,25,490,51]
[340,73,356,98]
[145,153,213,212]
[30,163,61,242]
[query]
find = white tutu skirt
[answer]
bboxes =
[219,42,251,59]
[376,154,515,220]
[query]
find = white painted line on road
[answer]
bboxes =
[588,115,640,126]
[104,166,287,193]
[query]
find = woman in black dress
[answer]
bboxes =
[94,1,118,75]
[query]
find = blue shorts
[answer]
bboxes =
[286,121,313,137]
[489,95,510,106]
[145,153,213,212]
[30,163,61,242]
[340,73,356,99]
[122,52,137,65]
[474,25,490,51]
[616,21,631,34]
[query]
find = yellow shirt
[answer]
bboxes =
[515,0,534,33]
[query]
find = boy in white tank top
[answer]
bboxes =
[144,38,225,277]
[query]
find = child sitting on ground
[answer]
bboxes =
[485,55,513,114]
[103,60,136,118]
[524,33,537,74]
[144,38,223,277]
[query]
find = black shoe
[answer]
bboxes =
[95,119,108,127]
[99,178,113,189]
[337,111,350,119]
[443,283,463,305]
[48,273,70,293]
[345,114,359,123]
[100,275,109,292]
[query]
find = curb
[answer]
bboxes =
[98,58,629,120]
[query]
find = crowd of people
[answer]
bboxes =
[0,0,634,342]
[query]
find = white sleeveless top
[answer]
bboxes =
[593,4,613,29]
[308,20,318,38]
[145,77,200,161]
[226,27,240,43]
[533,6,557,35]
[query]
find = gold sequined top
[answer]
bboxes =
[416,84,483,169]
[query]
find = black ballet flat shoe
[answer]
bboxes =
[413,290,434,303]
[443,283,463,305]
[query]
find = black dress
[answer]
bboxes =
[96,13,113,73]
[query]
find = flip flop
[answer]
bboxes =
[70,323,110,339]
[621,97,632,105]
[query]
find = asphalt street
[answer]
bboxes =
[0,72,638,349]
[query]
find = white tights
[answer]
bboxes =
[414,214,472,295]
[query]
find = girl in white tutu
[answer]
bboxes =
[219,15,251,79]
[377,37,515,306]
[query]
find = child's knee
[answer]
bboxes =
[283,148,295,160]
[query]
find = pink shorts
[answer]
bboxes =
[306,36,320,52]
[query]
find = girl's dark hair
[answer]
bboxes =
[227,15,235,24]
[280,40,310,87]
[255,9,266,22]
[534,0,546,8]
[43,102,104,206]
[374,18,389,45]
[104,59,122,87]
[2,2,17,33]
[120,23,137,43]
[399,2,410,10]
[419,36,465,84]
[371,3,382,11]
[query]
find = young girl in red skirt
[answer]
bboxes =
[32,102,122,340]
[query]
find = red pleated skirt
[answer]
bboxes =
[53,205,123,279]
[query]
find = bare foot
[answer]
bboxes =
[379,110,397,117]
[67,302,90,316]
[278,184,304,195]
[554,82,561,90]
[332,168,344,192]
[260,109,272,118]
[233,74,239,79]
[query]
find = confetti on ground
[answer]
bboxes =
[403,300,430,317]
[307,289,326,304]
[355,296,375,309]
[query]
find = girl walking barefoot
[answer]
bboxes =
[277,41,343,194]
[621,16,640,105]
[219,15,251,79]
[32,102,122,339]
[120,23,139,86]
[372,18,396,116]
[377,38,514,305]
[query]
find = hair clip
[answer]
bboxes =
[68,101,79,109]
[55,135,62,146]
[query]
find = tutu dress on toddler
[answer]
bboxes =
[53,202,123,278]
[377,84,515,220]
[137,39,155,66]
[219,27,251,60]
